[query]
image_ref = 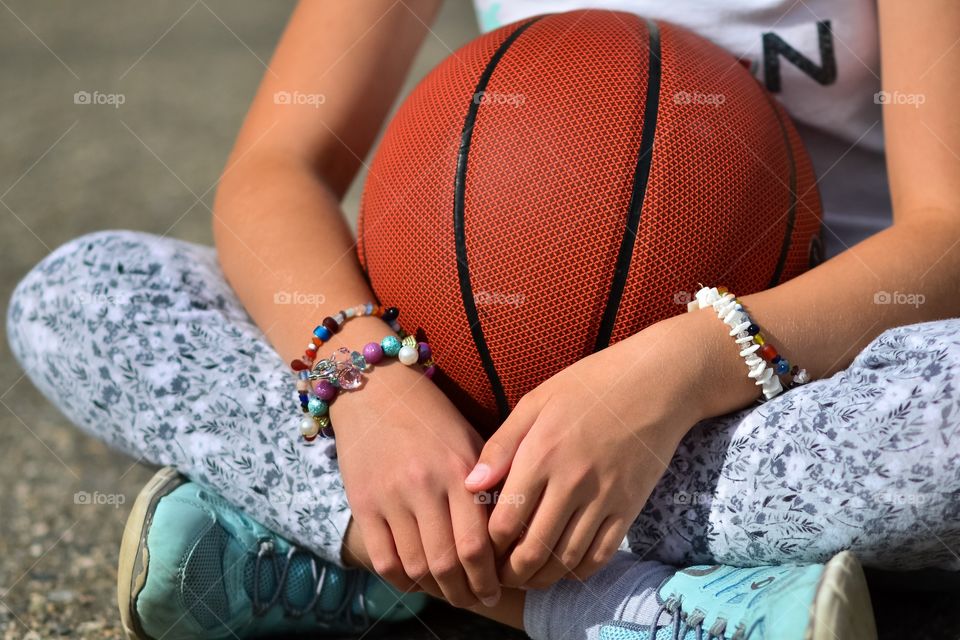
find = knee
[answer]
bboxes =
[7,230,148,370]
[851,318,960,406]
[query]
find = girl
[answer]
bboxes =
[8,1,960,638]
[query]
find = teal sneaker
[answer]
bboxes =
[598,552,876,640]
[118,467,428,639]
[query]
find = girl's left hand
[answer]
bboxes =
[464,312,728,589]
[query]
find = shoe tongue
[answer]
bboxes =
[243,548,348,614]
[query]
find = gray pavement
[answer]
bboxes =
[0,1,955,638]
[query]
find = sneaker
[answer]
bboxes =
[598,551,876,640]
[117,466,428,639]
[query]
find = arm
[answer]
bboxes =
[466,0,960,588]
[213,0,502,608]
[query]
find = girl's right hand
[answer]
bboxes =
[332,360,502,608]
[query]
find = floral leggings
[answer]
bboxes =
[7,230,960,571]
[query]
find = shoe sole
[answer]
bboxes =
[117,466,187,640]
[808,551,877,640]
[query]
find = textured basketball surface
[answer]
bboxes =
[358,10,822,433]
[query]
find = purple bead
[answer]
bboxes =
[314,380,338,401]
[423,365,437,379]
[417,342,432,363]
[362,341,384,365]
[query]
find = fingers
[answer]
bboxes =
[568,516,628,581]
[387,512,431,588]
[465,394,540,492]
[525,508,599,589]
[449,493,502,607]
[417,500,478,608]
[360,516,418,592]
[499,489,576,588]
[488,464,544,557]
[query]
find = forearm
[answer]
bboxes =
[213,154,392,365]
[638,214,960,422]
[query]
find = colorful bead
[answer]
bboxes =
[759,344,778,361]
[382,306,399,322]
[363,342,384,364]
[747,323,760,336]
[417,342,432,363]
[290,359,309,371]
[314,380,338,401]
[322,317,339,335]
[296,380,309,392]
[313,325,332,342]
[424,364,437,379]
[754,334,765,346]
[307,397,328,416]
[351,351,368,371]
[381,335,402,357]
[775,359,790,375]
[398,345,419,365]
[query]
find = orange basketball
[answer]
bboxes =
[358,10,822,433]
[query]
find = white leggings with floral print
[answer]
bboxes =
[7,230,960,571]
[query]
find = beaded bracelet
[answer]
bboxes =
[290,303,437,443]
[688,286,808,401]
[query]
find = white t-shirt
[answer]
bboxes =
[472,0,891,258]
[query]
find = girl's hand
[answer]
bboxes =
[464,311,734,589]
[333,361,502,608]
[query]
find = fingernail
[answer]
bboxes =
[465,464,490,486]
[480,592,501,607]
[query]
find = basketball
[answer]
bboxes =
[358,10,822,432]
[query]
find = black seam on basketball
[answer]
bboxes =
[593,18,662,351]
[764,95,797,287]
[454,16,543,422]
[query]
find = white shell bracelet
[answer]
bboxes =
[687,286,808,401]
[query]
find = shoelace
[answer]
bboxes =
[653,595,749,640]
[251,539,370,628]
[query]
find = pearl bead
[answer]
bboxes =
[398,345,419,365]
[300,418,319,439]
